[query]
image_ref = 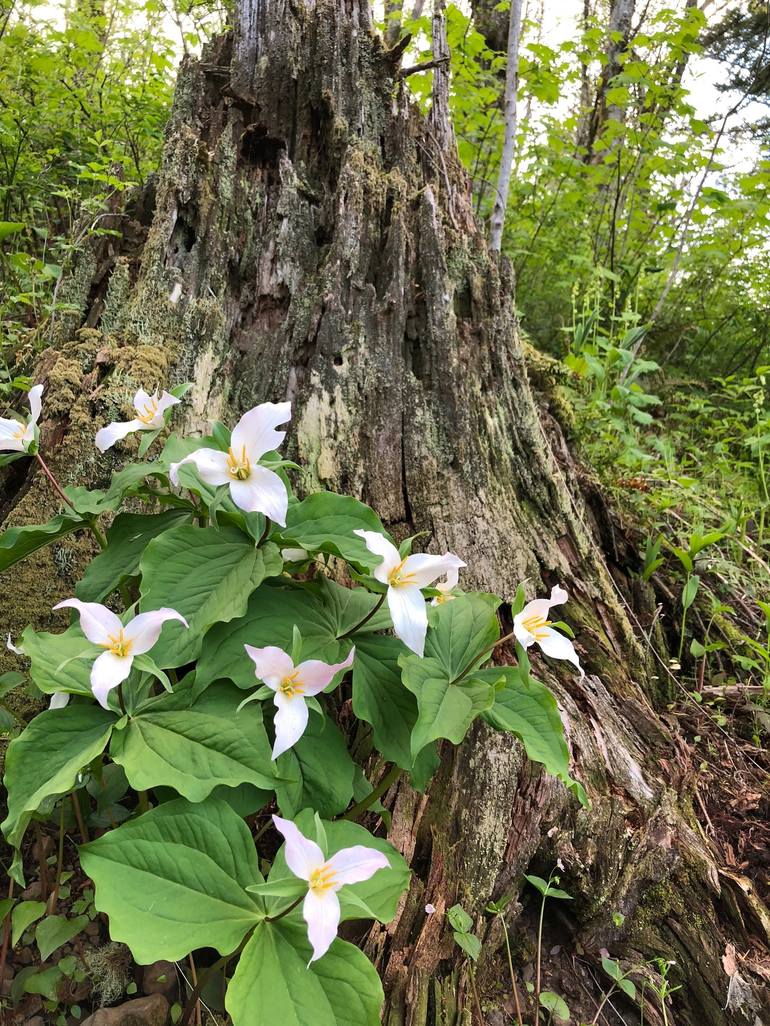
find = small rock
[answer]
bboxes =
[141,960,176,999]
[80,993,169,1026]
[23,1017,45,1026]
[20,882,42,901]
[85,920,101,938]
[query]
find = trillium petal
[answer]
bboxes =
[536,626,584,676]
[295,648,355,696]
[244,645,295,688]
[387,584,428,657]
[95,419,144,453]
[272,691,310,758]
[229,465,288,525]
[354,530,402,583]
[325,845,390,886]
[512,618,535,648]
[48,692,70,710]
[124,608,188,655]
[303,888,341,964]
[230,401,291,463]
[401,552,466,589]
[133,388,153,411]
[27,384,44,426]
[0,418,26,452]
[170,447,230,488]
[156,390,180,415]
[272,815,324,880]
[548,584,569,608]
[91,650,133,708]
[53,598,122,646]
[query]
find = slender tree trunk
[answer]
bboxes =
[489,0,523,251]
[581,0,636,160]
[1,3,769,1025]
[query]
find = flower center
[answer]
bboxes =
[388,558,417,588]
[102,628,133,658]
[13,424,26,440]
[278,670,304,698]
[308,865,338,894]
[136,398,160,426]
[226,445,251,481]
[520,613,551,641]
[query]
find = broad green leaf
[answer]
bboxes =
[110,682,277,801]
[0,221,25,241]
[453,931,481,961]
[36,914,88,960]
[400,594,501,755]
[682,574,700,611]
[77,510,192,602]
[482,667,573,786]
[279,493,389,571]
[2,704,116,852]
[226,919,383,1026]
[11,901,46,946]
[22,623,93,698]
[447,904,473,933]
[275,714,355,818]
[539,990,570,1021]
[80,798,263,963]
[197,578,379,689]
[139,525,283,667]
[0,514,85,572]
[270,810,409,925]
[351,633,417,770]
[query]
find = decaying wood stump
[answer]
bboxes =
[1,2,768,1023]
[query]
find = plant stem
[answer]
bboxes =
[259,516,272,545]
[48,801,66,914]
[534,891,547,1026]
[188,954,202,1026]
[337,593,385,639]
[138,790,150,813]
[34,822,49,901]
[34,452,77,511]
[265,895,304,922]
[589,983,617,1024]
[180,948,239,1026]
[468,963,484,1024]
[339,763,403,821]
[117,682,128,717]
[0,876,14,989]
[498,911,524,1026]
[450,629,516,686]
[70,791,89,844]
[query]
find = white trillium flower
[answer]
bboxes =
[52,598,188,708]
[431,562,462,607]
[0,384,44,453]
[244,645,355,758]
[95,388,180,452]
[354,530,465,657]
[169,401,291,526]
[513,585,584,677]
[48,692,70,711]
[272,814,389,964]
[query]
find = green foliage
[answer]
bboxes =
[0,390,580,1025]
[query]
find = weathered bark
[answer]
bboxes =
[580,0,636,160]
[2,2,769,1025]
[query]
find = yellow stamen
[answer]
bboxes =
[225,445,251,481]
[308,865,338,894]
[136,398,160,426]
[278,669,305,698]
[388,558,417,588]
[520,613,552,641]
[100,628,133,658]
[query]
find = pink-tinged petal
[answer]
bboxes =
[230,401,291,462]
[303,888,341,964]
[325,845,389,887]
[271,815,324,880]
[548,584,569,608]
[401,552,466,589]
[124,608,188,655]
[53,598,122,646]
[95,419,144,452]
[272,691,309,758]
[295,648,355,696]
[170,447,230,487]
[244,645,294,688]
[0,418,26,452]
[91,650,132,708]
[353,530,401,583]
[536,626,584,677]
[27,384,43,426]
[229,466,288,525]
[48,692,70,711]
[387,584,428,657]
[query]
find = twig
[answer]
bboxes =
[398,56,449,78]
